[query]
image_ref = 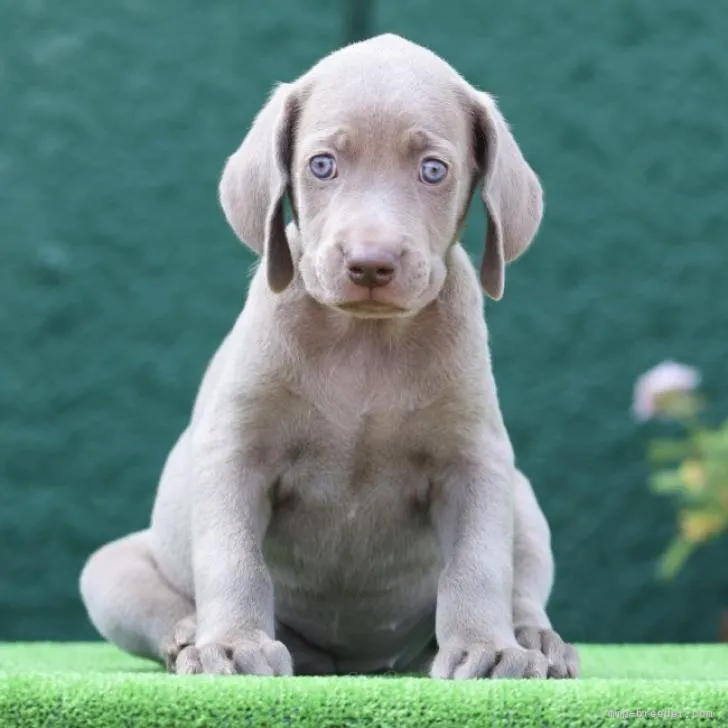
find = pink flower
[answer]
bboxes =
[632,361,701,422]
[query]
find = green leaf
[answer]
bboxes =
[647,438,691,465]
[649,470,684,494]
[694,428,728,458]
[658,537,696,580]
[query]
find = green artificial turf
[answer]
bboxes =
[0,644,726,727]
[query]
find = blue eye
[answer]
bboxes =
[309,154,337,180]
[420,158,448,184]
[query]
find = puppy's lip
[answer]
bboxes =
[335,300,409,317]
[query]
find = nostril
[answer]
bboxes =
[347,257,397,288]
[374,267,395,284]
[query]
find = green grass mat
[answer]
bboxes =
[0,643,726,726]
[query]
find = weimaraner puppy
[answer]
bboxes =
[80,33,579,679]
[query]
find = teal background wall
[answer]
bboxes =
[2,1,727,643]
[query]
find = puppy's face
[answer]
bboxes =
[292,71,476,319]
[219,34,543,310]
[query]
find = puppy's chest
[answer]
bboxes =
[266,433,439,595]
[304,364,425,430]
[256,353,459,580]
[276,404,435,507]
[264,396,442,566]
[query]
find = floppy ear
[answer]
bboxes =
[218,83,299,293]
[472,92,543,301]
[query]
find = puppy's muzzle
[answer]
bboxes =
[331,239,414,317]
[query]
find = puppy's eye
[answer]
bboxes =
[419,158,448,185]
[309,154,337,180]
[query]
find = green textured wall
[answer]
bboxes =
[2,1,727,644]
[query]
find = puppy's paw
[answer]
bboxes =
[172,634,293,677]
[430,643,548,679]
[515,627,580,678]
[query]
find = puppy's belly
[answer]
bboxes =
[264,501,441,665]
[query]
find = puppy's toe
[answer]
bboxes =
[233,638,293,677]
[547,639,580,679]
[515,627,580,679]
[162,615,197,672]
[431,643,546,679]
[490,647,548,679]
[430,645,468,679]
[174,645,203,675]
[450,645,498,679]
[197,643,237,675]
[173,643,237,675]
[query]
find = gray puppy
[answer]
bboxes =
[80,33,579,680]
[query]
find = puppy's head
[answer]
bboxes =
[219,34,543,317]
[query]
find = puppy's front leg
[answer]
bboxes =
[173,404,293,677]
[511,470,580,678]
[430,450,548,679]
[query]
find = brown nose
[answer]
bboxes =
[347,252,397,289]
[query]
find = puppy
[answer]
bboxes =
[80,33,579,679]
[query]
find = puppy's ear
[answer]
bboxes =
[218,83,299,293]
[471,92,543,301]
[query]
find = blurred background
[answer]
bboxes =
[2,0,727,644]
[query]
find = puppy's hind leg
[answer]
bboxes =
[79,530,193,668]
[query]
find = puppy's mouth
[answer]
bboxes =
[335,300,409,318]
